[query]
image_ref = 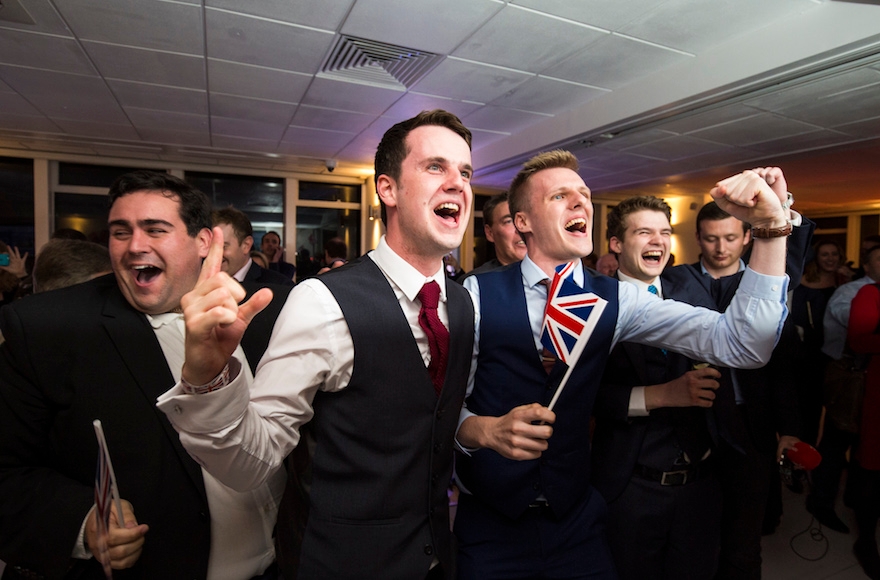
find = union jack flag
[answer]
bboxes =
[93,420,123,580]
[540,261,608,366]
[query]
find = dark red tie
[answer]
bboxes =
[418,281,449,396]
[539,278,556,374]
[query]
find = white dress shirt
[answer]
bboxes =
[459,256,788,433]
[157,236,456,493]
[823,275,878,360]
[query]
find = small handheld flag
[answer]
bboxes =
[93,419,125,579]
[540,261,608,410]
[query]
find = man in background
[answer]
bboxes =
[463,192,527,280]
[260,230,296,281]
[31,238,112,293]
[213,207,293,287]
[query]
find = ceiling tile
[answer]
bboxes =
[382,93,482,121]
[208,60,311,103]
[689,113,821,147]
[620,135,732,161]
[453,5,606,73]
[54,0,203,54]
[0,0,74,35]
[411,58,532,102]
[109,80,207,115]
[138,128,211,147]
[212,117,287,141]
[469,128,510,150]
[0,66,127,123]
[0,29,95,74]
[0,91,45,116]
[511,0,660,31]
[543,34,692,89]
[211,135,283,153]
[660,104,764,135]
[84,41,206,89]
[489,76,607,115]
[205,8,334,74]
[300,77,403,115]
[0,113,60,132]
[462,106,549,135]
[746,128,856,154]
[209,94,296,125]
[290,106,375,133]
[744,68,880,114]
[341,0,502,54]
[833,115,880,139]
[618,0,817,54]
[591,129,677,151]
[278,126,355,158]
[206,0,353,31]
[125,107,209,133]
[771,83,880,127]
[52,118,140,140]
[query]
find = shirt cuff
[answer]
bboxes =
[627,387,649,417]
[72,505,96,560]
[157,356,249,434]
[740,267,789,299]
[455,408,479,455]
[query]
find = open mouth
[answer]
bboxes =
[132,264,162,284]
[434,202,461,223]
[642,250,664,265]
[564,218,587,233]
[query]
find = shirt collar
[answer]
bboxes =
[146,311,183,329]
[521,255,584,289]
[617,270,661,296]
[233,258,253,282]
[699,257,746,278]
[369,236,447,303]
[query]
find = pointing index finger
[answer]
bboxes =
[199,226,224,283]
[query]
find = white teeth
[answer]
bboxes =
[643,251,662,257]
[132,265,152,270]
[564,218,586,230]
[436,203,459,212]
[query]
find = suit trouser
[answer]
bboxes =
[454,488,617,580]
[809,422,857,508]
[715,411,776,580]
[605,471,722,580]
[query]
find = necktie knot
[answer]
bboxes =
[418,280,441,310]
[647,284,659,296]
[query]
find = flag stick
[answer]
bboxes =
[93,420,126,527]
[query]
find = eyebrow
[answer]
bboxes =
[108,218,175,229]
[425,156,474,174]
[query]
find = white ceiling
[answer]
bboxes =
[1,0,880,212]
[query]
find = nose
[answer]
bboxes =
[445,169,467,191]
[127,228,150,254]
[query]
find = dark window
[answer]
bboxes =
[295,207,360,280]
[186,171,285,240]
[0,157,35,257]
[59,163,163,188]
[812,216,848,231]
[54,193,111,245]
[299,181,359,203]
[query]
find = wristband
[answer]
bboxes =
[751,221,792,239]
[180,363,231,395]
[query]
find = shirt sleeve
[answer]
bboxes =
[455,276,481,453]
[157,280,353,492]
[615,267,788,369]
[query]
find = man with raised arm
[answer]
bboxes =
[158,110,476,580]
[454,151,793,579]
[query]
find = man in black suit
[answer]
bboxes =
[592,184,810,579]
[0,171,290,579]
[213,206,294,287]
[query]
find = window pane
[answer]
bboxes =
[812,216,848,230]
[54,193,110,245]
[295,207,360,280]
[59,163,163,188]
[299,181,359,203]
[0,157,35,257]
[186,171,285,239]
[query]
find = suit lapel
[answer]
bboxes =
[100,290,207,497]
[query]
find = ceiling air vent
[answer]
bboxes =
[0,0,36,25]
[318,35,442,90]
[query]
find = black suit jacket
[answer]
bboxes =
[0,274,290,579]
[592,219,813,502]
[245,262,294,286]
